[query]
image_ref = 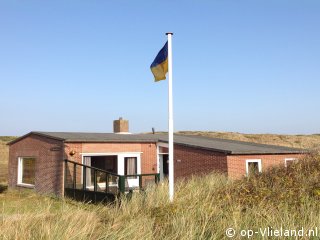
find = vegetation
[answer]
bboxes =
[0,136,17,143]
[0,137,16,184]
[0,154,320,239]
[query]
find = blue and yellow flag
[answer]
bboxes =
[150,42,168,82]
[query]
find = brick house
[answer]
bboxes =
[8,119,304,198]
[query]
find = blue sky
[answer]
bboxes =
[1,1,320,136]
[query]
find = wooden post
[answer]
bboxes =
[118,176,125,194]
[94,169,97,192]
[106,173,109,193]
[83,166,86,191]
[139,175,143,189]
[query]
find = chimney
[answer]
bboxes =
[113,117,129,134]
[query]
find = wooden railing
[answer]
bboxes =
[64,159,160,202]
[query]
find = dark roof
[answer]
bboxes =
[167,134,304,154]
[34,131,160,142]
[8,131,305,155]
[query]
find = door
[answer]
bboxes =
[159,154,169,180]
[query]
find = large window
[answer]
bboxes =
[125,157,137,178]
[18,157,36,186]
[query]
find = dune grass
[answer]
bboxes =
[0,137,15,184]
[0,137,16,183]
[1,154,320,239]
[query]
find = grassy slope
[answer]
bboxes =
[1,155,320,239]
[0,137,16,183]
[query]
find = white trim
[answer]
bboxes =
[17,157,22,184]
[157,143,169,181]
[17,157,36,187]
[17,183,34,188]
[285,158,297,167]
[156,144,160,176]
[118,153,141,176]
[157,142,169,148]
[245,159,262,176]
[80,152,143,156]
[80,152,142,188]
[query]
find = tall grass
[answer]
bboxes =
[1,154,320,239]
[0,137,16,184]
[0,140,9,184]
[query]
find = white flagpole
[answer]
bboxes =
[166,32,174,202]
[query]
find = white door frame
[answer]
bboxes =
[157,142,169,181]
[80,152,142,187]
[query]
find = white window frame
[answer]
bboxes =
[80,152,142,189]
[17,157,36,188]
[285,158,297,167]
[246,159,262,176]
[80,153,142,184]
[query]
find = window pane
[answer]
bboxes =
[286,160,295,167]
[125,157,137,178]
[22,158,35,185]
[248,162,259,176]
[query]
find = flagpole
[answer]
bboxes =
[166,32,174,202]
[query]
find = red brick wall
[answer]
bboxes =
[8,135,64,196]
[64,143,83,163]
[64,142,157,174]
[64,142,158,187]
[10,139,158,196]
[141,143,157,174]
[81,142,143,154]
[9,134,305,196]
[64,143,83,188]
[227,154,303,179]
[173,144,228,179]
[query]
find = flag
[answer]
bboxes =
[150,41,168,82]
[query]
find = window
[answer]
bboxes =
[18,157,36,186]
[246,159,262,177]
[285,158,297,167]
[125,157,137,178]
